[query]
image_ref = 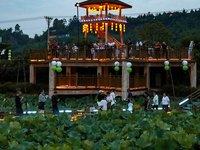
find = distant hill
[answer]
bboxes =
[1,9,200,55]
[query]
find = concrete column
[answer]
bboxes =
[144,66,150,89]
[190,63,197,88]
[66,66,71,86]
[122,61,129,99]
[29,64,36,83]
[97,66,102,75]
[49,62,55,97]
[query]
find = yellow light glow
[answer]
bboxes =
[95,30,97,34]
[119,24,122,32]
[96,23,98,31]
[115,23,118,31]
[111,6,113,11]
[88,7,90,13]
[107,5,109,11]
[118,8,119,13]
[92,8,93,13]
[115,7,116,12]
[123,24,125,32]
[103,5,106,11]
[111,22,113,30]
[102,23,104,30]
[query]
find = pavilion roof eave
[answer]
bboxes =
[75,0,132,9]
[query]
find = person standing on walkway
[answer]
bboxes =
[15,91,23,115]
[154,42,161,59]
[152,91,159,110]
[100,94,107,111]
[51,91,60,115]
[38,89,46,114]
[110,89,116,112]
[144,92,150,111]
[161,92,170,112]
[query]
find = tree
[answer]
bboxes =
[15,24,20,32]
[134,20,173,45]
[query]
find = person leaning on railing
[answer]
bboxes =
[52,40,58,58]
[72,44,78,58]
[154,42,161,59]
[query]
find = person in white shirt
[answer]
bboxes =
[135,39,142,58]
[161,92,170,112]
[106,92,112,111]
[72,43,78,58]
[100,95,107,111]
[152,91,159,110]
[127,100,133,113]
[110,89,116,112]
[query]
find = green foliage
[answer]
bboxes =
[0,110,200,149]
[134,20,173,45]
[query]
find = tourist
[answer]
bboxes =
[100,94,107,111]
[88,42,95,59]
[38,89,47,114]
[136,39,143,57]
[161,92,170,112]
[62,42,67,58]
[97,90,104,102]
[106,92,112,111]
[126,88,132,103]
[52,40,58,58]
[97,99,102,110]
[127,39,133,57]
[127,100,133,113]
[110,89,116,112]
[51,91,60,115]
[162,42,168,59]
[15,91,23,115]
[152,91,159,110]
[144,92,150,111]
[72,44,78,58]
[154,42,161,59]
[57,43,61,59]
[148,46,154,58]
[108,39,115,48]
[66,43,70,58]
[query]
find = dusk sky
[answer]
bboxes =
[0,0,199,38]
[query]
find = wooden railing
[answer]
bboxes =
[55,73,147,89]
[30,45,194,61]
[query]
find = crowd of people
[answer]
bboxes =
[49,39,173,60]
[15,88,170,116]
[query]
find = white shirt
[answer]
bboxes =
[72,46,78,53]
[97,101,101,107]
[94,43,100,49]
[136,41,142,47]
[153,95,159,105]
[108,42,115,47]
[127,103,133,112]
[106,96,112,103]
[110,92,116,105]
[162,96,170,105]
[100,100,107,110]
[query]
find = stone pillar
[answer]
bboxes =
[144,66,150,89]
[122,61,129,99]
[66,66,71,86]
[190,63,197,88]
[29,64,36,83]
[97,66,102,75]
[49,62,55,97]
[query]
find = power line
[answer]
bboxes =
[0,7,199,24]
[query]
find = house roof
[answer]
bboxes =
[75,0,132,9]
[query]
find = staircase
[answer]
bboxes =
[179,89,200,112]
[93,24,122,47]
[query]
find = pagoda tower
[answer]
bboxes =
[75,0,132,47]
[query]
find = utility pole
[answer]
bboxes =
[76,3,80,46]
[44,16,53,51]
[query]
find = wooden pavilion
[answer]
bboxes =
[75,0,132,47]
